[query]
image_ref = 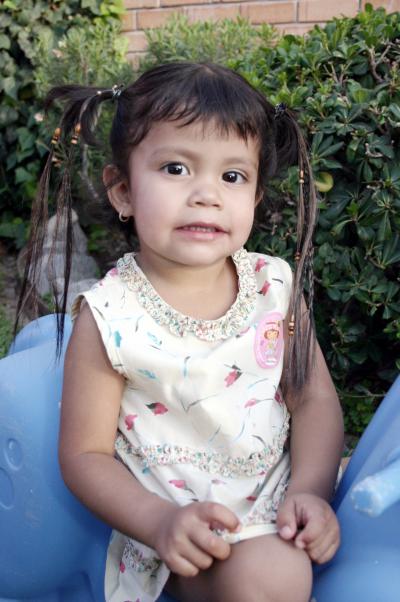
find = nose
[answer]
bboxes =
[187,179,222,208]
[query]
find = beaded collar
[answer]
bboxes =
[117,248,257,341]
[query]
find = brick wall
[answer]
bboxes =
[122,0,400,64]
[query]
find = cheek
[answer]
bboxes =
[238,194,257,226]
[132,203,154,230]
[232,204,255,243]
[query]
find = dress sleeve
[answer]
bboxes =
[250,252,293,318]
[272,256,293,318]
[70,280,128,378]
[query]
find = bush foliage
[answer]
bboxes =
[0,0,125,247]
[0,3,399,434]
[141,7,400,434]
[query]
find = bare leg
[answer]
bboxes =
[166,533,312,602]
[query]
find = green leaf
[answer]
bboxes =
[388,103,400,121]
[14,167,35,184]
[327,287,341,301]
[1,76,18,99]
[16,127,35,152]
[381,235,400,266]
[331,219,351,237]
[0,34,11,50]
[377,212,392,242]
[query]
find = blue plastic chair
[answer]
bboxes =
[2,315,400,601]
[312,374,400,602]
[0,315,176,602]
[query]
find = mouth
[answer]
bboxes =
[177,223,227,234]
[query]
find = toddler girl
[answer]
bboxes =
[20,62,343,602]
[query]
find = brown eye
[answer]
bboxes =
[222,171,246,183]
[162,163,189,175]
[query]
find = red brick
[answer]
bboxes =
[244,1,296,24]
[186,4,241,22]
[161,0,206,6]
[125,0,159,8]
[299,0,359,21]
[124,31,148,52]
[127,52,147,70]
[137,7,183,28]
[121,11,133,31]
[122,10,141,31]
[275,22,323,35]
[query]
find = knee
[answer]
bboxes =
[225,550,312,602]
[259,552,312,602]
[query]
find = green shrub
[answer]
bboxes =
[0,0,125,248]
[0,307,13,359]
[33,16,133,216]
[140,15,278,71]
[142,6,400,435]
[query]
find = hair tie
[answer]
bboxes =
[111,84,124,101]
[274,102,287,119]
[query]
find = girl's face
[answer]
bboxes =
[107,119,259,270]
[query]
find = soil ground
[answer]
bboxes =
[0,243,19,325]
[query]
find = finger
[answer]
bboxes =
[294,512,330,549]
[182,541,215,571]
[191,525,232,561]
[165,553,201,578]
[163,533,214,576]
[295,509,338,549]
[303,523,340,562]
[309,538,340,565]
[307,518,339,549]
[276,499,298,540]
[200,502,240,532]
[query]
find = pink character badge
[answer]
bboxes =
[254,311,284,368]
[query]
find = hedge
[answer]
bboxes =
[140,8,400,434]
[0,0,125,246]
[1,4,399,435]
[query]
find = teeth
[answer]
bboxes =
[184,226,216,232]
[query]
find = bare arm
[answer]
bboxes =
[285,339,344,501]
[276,311,344,563]
[59,304,239,576]
[59,304,173,545]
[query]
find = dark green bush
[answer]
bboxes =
[140,14,277,71]
[1,4,398,434]
[141,7,400,434]
[33,16,133,220]
[0,0,124,247]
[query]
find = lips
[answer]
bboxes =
[177,222,227,233]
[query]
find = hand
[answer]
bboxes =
[276,492,340,564]
[152,501,240,577]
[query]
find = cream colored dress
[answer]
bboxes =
[72,248,293,602]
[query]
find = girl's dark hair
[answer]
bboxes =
[16,61,317,393]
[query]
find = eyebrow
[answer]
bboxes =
[151,147,258,170]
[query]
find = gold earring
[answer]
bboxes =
[118,211,130,223]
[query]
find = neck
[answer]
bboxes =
[136,252,230,289]
[135,251,238,320]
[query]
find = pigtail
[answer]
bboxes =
[49,149,73,354]
[275,106,318,393]
[15,84,123,355]
[15,142,54,324]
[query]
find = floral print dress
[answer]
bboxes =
[71,248,293,602]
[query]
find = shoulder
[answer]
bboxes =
[69,264,130,377]
[247,251,293,289]
[70,265,125,321]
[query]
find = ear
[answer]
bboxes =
[255,191,264,207]
[103,164,134,218]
